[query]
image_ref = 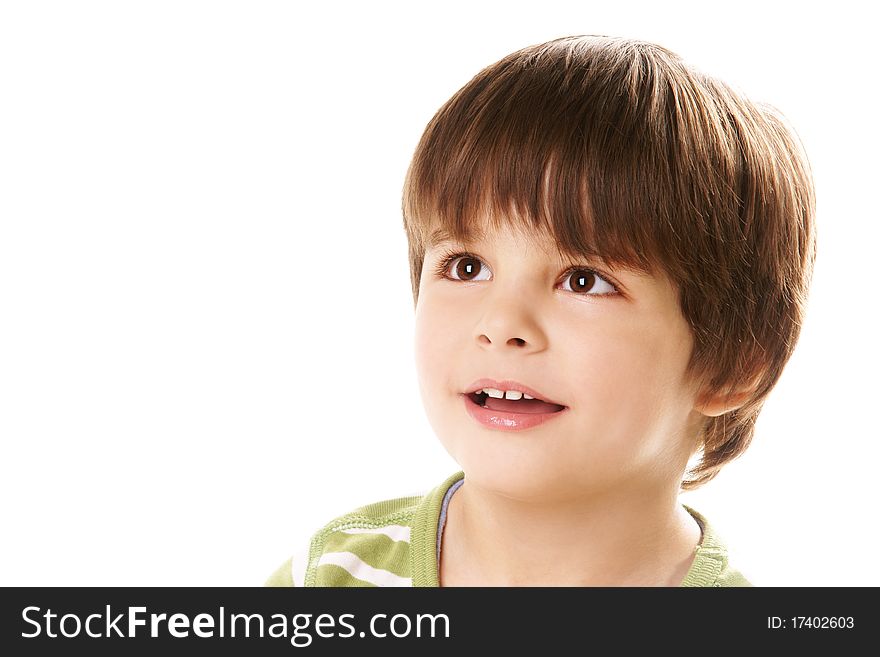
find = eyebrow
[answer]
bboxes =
[427,228,473,249]
[428,226,592,266]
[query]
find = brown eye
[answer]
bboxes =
[448,256,488,281]
[568,270,595,293]
[562,269,616,296]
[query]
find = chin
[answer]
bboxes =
[453,454,571,501]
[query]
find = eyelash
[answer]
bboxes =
[432,249,621,297]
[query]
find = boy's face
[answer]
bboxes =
[414,220,706,502]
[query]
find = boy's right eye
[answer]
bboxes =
[435,252,492,282]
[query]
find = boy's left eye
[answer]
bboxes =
[560,269,617,296]
[435,251,619,296]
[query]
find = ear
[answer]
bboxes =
[693,389,754,417]
[692,374,763,418]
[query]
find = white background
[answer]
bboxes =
[1,1,876,587]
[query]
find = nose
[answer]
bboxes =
[475,291,548,352]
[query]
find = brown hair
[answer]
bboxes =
[401,35,816,490]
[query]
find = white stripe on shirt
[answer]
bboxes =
[317,551,413,587]
[290,544,311,587]
[338,524,411,543]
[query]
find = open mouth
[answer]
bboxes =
[467,390,566,415]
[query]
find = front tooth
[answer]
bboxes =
[483,388,504,398]
[504,390,523,400]
[523,393,534,400]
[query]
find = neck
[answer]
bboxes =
[439,478,702,586]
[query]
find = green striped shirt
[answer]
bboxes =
[265,471,752,587]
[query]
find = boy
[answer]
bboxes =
[266,35,815,586]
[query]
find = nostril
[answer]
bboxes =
[508,338,526,346]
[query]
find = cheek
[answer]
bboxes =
[413,293,460,398]
[563,319,693,434]
[413,295,468,458]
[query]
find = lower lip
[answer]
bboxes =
[462,393,568,432]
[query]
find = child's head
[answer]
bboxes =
[401,36,816,497]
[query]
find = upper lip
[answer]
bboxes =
[463,378,567,407]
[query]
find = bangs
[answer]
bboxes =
[415,155,658,275]
[401,37,718,278]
